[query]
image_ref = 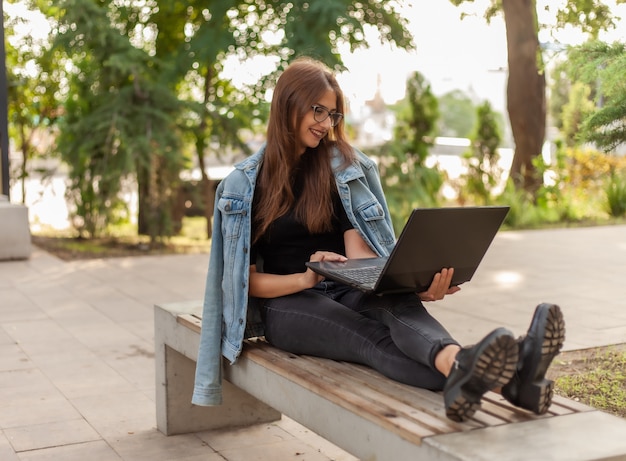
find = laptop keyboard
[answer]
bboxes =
[338,266,382,285]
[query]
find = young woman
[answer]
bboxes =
[192,57,565,422]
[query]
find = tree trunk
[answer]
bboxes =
[196,135,214,240]
[197,64,215,240]
[137,158,153,238]
[502,0,546,195]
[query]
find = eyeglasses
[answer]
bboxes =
[311,105,343,127]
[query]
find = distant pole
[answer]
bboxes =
[0,1,9,199]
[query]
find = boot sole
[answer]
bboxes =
[514,304,565,414]
[446,331,519,422]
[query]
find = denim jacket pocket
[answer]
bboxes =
[357,200,385,221]
[355,201,395,247]
[218,196,248,240]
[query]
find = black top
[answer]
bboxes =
[251,157,353,275]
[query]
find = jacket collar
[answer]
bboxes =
[236,145,265,171]
[331,148,365,184]
[235,145,265,184]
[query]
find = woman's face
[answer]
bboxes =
[297,89,337,154]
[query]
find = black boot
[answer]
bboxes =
[502,303,566,414]
[444,328,519,422]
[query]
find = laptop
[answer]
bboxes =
[305,206,509,295]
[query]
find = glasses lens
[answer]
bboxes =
[313,106,326,122]
[312,106,342,126]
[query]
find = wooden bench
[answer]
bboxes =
[155,302,626,461]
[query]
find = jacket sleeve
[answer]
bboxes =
[192,183,226,406]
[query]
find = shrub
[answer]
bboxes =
[605,171,626,218]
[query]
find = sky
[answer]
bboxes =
[338,1,509,111]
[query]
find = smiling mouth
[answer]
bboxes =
[310,128,326,138]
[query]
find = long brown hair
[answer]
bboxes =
[253,57,354,243]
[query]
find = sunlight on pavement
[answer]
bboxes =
[493,270,524,287]
[497,231,524,241]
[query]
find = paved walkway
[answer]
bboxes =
[1,225,625,460]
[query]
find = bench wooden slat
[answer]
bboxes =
[178,314,202,334]
[336,359,493,426]
[243,339,437,445]
[549,394,594,413]
[342,344,594,427]
[292,352,463,435]
[317,358,489,430]
[478,396,545,423]
[325,359,551,429]
[480,392,582,422]
[327,354,553,425]
[256,341,588,429]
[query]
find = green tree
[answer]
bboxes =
[43,0,185,239]
[458,101,502,205]
[568,41,626,152]
[377,71,443,231]
[148,0,261,238]
[561,81,595,148]
[449,0,618,196]
[4,6,60,205]
[35,0,415,239]
[548,60,571,132]
[436,89,476,138]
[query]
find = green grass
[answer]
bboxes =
[32,217,211,260]
[54,239,112,255]
[554,348,626,418]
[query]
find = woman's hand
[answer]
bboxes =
[304,250,348,287]
[309,250,348,264]
[249,251,348,298]
[418,268,461,302]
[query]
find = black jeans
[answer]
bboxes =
[257,281,458,391]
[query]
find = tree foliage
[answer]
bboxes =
[24,0,414,239]
[37,0,185,239]
[567,40,626,152]
[436,89,476,138]
[4,5,61,204]
[376,71,443,231]
[458,101,503,205]
[561,81,595,148]
[548,61,572,131]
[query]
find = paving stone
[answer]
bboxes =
[4,419,100,452]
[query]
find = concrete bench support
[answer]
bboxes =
[154,303,280,435]
[155,302,626,461]
[0,198,31,261]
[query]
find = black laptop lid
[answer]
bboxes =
[374,206,509,293]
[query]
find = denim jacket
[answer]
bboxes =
[191,143,396,406]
